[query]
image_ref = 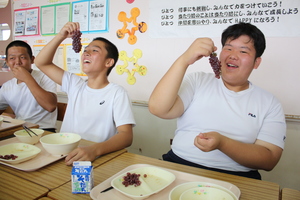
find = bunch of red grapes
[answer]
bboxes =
[209,52,221,79]
[72,30,82,53]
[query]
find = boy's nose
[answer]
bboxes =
[15,58,21,65]
[229,52,238,60]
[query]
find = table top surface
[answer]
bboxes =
[48,152,281,200]
[0,131,127,191]
[0,170,49,199]
[281,188,300,200]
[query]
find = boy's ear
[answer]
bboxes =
[105,58,114,68]
[31,56,35,64]
[253,57,261,69]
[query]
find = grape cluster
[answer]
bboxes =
[0,154,18,160]
[209,52,221,79]
[72,30,82,53]
[122,172,145,187]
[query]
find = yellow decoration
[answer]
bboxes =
[116,49,147,85]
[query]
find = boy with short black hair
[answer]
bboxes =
[149,22,286,179]
[35,22,135,165]
[0,40,57,132]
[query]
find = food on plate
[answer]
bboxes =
[72,30,82,53]
[209,52,221,79]
[0,143,41,164]
[0,154,18,160]
[122,172,148,187]
[111,166,176,200]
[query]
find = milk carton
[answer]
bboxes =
[71,161,93,193]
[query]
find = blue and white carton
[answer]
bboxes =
[71,161,94,193]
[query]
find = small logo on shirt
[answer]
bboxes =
[248,113,256,118]
[99,100,105,105]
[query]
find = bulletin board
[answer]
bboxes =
[12,0,300,117]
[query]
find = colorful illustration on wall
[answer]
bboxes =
[126,0,135,3]
[116,49,147,85]
[116,7,147,45]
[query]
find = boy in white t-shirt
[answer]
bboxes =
[35,22,136,165]
[0,40,57,132]
[149,22,286,179]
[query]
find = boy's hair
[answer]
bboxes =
[221,22,266,58]
[92,37,119,76]
[5,40,33,58]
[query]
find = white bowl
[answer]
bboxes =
[0,116,3,127]
[40,133,81,156]
[169,182,239,200]
[14,129,44,145]
[111,166,176,200]
[179,187,237,200]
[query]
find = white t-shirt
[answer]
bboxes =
[172,72,286,172]
[60,71,136,142]
[0,70,57,129]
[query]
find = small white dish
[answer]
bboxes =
[179,187,237,200]
[0,143,41,164]
[111,166,176,200]
[169,181,239,200]
[14,129,44,145]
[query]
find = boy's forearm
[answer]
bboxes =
[25,79,57,112]
[95,129,133,157]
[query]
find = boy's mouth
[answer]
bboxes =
[227,63,238,68]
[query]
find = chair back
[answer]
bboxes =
[57,102,67,121]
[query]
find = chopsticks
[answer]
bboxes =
[100,186,114,193]
[22,125,38,137]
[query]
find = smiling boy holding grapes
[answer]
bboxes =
[35,22,136,165]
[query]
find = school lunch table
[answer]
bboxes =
[281,188,300,200]
[47,152,281,200]
[0,131,127,199]
[0,115,39,139]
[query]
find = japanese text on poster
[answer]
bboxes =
[149,0,300,38]
[72,0,108,33]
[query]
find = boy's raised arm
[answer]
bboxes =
[35,22,80,85]
[148,38,216,119]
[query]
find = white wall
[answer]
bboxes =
[11,0,300,116]
[127,104,300,191]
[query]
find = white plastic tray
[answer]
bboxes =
[90,164,241,200]
[0,115,25,131]
[0,137,66,171]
